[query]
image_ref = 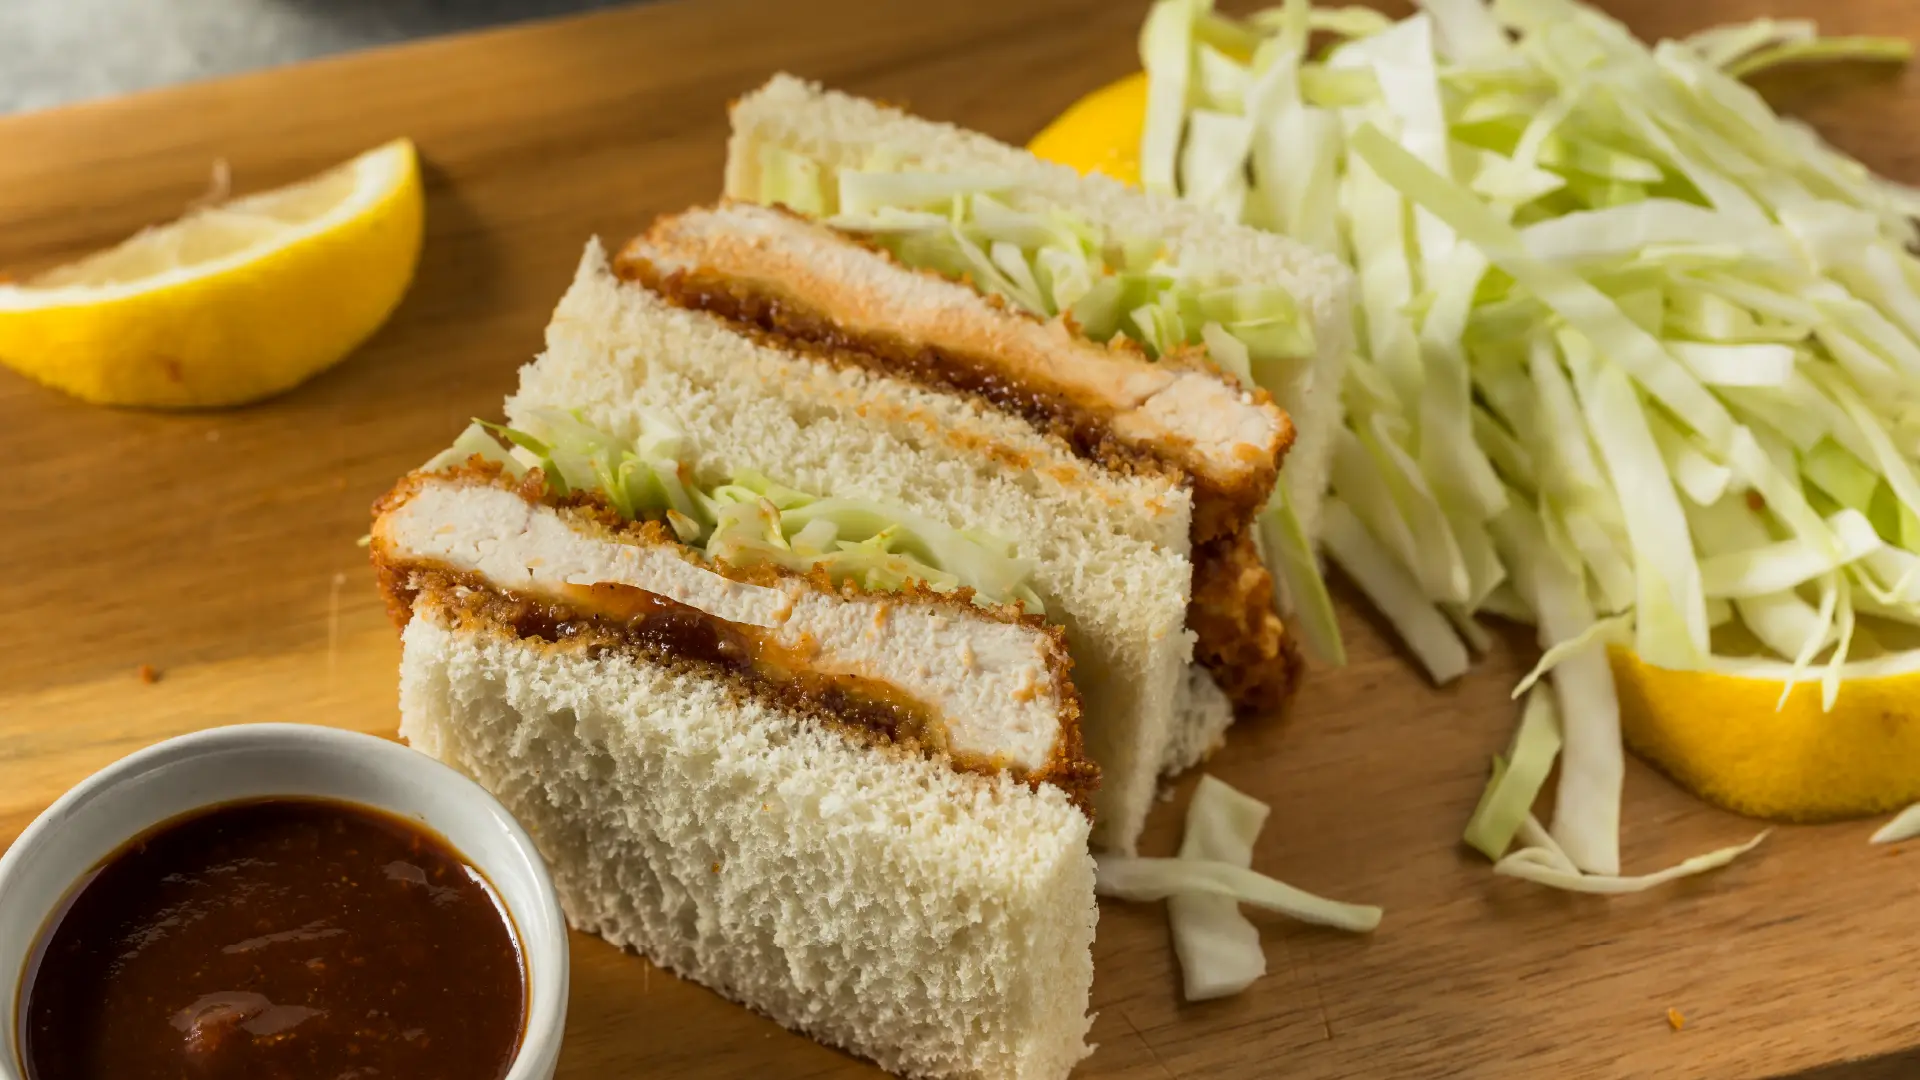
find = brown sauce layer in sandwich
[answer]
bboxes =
[564,580,947,749]
[388,567,1098,815]
[634,261,1187,495]
[372,466,1099,814]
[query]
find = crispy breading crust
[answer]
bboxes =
[614,206,1293,546]
[1190,526,1303,720]
[371,461,1098,815]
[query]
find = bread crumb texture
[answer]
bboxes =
[509,241,1191,851]
[399,613,1097,1080]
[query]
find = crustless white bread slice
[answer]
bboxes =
[1164,664,1237,777]
[398,606,1096,1080]
[508,240,1191,852]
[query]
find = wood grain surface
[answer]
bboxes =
[4,1,1919,1077]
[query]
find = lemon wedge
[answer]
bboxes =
[1031,73,1920,825]
[0,138,424,407]
[1028,73,1148,188]
[1613,647,1920,820]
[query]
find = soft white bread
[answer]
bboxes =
[374,470,1080,777]
[398,608,1097,1080]
[1164,666,1237,778]
[508,240,1191,852]
[725,73,1353,561]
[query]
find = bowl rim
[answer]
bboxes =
[0,722,568,1080]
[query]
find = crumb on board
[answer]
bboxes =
[1667,1008,1685,1032]
[327,570,348,676]
[137,664,161,685]
[188,158,232,213]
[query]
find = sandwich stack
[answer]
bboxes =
[370,76,1351,1080]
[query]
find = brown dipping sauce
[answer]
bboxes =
[19,798,526,1080]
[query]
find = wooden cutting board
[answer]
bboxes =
[4,1,1919,1077]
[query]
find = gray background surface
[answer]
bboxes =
[0,0,626,115]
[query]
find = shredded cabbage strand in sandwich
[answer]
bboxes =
[425,410,1045,614]
[756,143,1316,379]
[1140,0,1919,885]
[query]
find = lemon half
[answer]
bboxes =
[0,138,424,407]
[1031,73,1920,823]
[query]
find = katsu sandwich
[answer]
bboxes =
[372,272,1108,1080]
[369,75,1354,1080]
[625,75,1353,789]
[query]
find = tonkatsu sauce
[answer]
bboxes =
[20,798,526,1080]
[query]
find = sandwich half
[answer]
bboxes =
[376,437,1099,1078]
[520,240,1193,852]
[642,74,1351,775]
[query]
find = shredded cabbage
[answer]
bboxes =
[1139,0,1201,195]
[817,167,1315,373]
[1510,613,1632,700]
[754,137,1325,383]
[1137,0,1920,890]
[756,144,831,217]
[1257,484,1346,665]
[1101,775,1380,1001]
[431,413,1043,614]
[1724,37,1913,79]
[1489,498,1622,874]
[1462,687,1563,860]
[1096,855,1382,932]
[1170,776,1268,1000]
[1493,830,1770,893]
[1323,496,1468,684]
[424,421,527,478]
[1870,802,1920,845]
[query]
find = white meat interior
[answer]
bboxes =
[376,477,1066,771]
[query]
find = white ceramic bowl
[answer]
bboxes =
[0,723,568,1080]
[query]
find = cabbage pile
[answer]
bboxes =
[1140,0,1917,883]
[427,409,1044,613]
